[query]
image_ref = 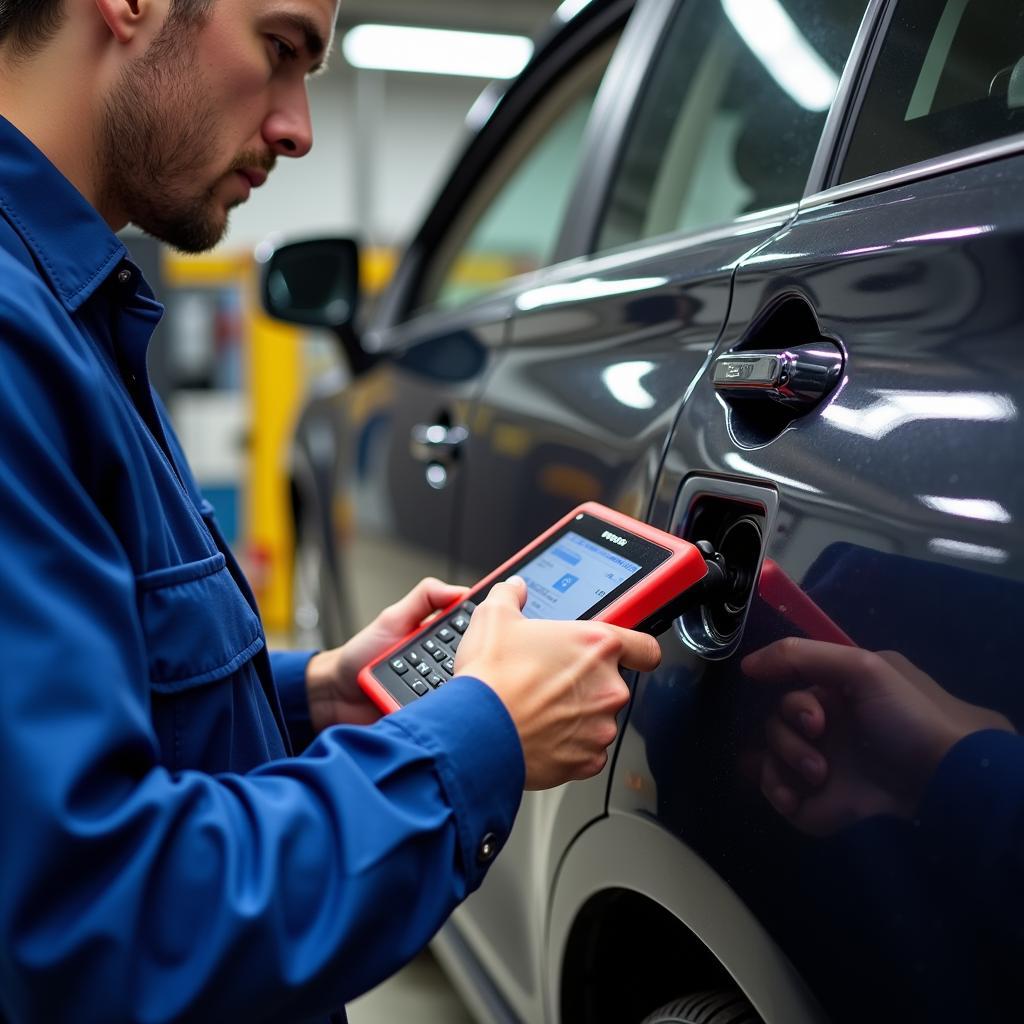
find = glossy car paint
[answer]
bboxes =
[277,0,1024,1021]
[622,154,1024,1023]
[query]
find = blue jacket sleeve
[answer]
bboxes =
[916,729,1024,952]
[0,301,524,1022]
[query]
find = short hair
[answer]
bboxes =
[0,0,212,61]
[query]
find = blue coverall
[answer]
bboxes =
[0,114,523,1023]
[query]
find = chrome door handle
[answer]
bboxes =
[410,423,469,464]
[713,343,844,411]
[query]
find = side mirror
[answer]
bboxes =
[260,237,359,330]
[259,237,376,374]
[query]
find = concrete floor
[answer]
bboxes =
[347,950,475,1023]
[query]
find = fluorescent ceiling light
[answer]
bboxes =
[342,24,533,79]
[721,0,838,111]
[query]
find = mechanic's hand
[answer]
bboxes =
[744,638,1016,836]
[305,577,469,731]
[455,577,662,790]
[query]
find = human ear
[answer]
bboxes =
[93,0,163,45]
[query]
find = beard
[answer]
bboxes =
[98,21,271,253]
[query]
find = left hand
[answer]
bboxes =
[305,577,470,731]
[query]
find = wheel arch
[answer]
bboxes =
[547,813,826,1024]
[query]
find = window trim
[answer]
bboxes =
[556,0,684,261]
[801,130,1024,212]
[802,0,890,198]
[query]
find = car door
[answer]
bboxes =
[616,1,1024,1022]
[437,0,871,1019]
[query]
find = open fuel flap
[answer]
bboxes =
[669,477,778,659]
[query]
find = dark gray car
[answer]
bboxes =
[263,1,1024,1020]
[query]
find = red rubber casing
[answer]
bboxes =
[357,501,708,714]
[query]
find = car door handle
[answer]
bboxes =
[712,343,844,411]
[410,423,469,464]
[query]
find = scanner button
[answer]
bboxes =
[437,627,455,643]
[407,651,422,666]
[423,639,440,654]
[461,602,476,615]
[405,678,429,697]
[428,673,444,689]
[443,658,456,675]
[451,615,470,634]
[431,647,448,662]
[389,658,409,675]
[416,661,432,677]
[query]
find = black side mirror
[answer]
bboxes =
[260,238,376,374]
[260,237,360,330]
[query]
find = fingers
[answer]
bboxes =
[779,687,826,739]
[765,714,827,786]
[742,636,889,699]
[607,624,661,673]
[760,754,800,818]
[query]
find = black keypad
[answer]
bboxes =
[381,598,479,702]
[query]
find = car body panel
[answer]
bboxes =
[614,153,1024,1023]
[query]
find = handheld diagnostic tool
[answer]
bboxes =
[358,502,711,713]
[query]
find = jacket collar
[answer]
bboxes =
[0,114,127,313]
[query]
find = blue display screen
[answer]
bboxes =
[517,531,642,621]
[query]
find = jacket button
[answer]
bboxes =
[477,832,499,865]
[117,267,132,286]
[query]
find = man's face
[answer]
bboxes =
[100,0,336,253]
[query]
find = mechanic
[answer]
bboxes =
[0,0,662,1020]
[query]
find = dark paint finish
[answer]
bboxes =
[621,154,1024,1023]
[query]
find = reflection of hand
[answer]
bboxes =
[306,577,469,731]
[456,577,661,790]
[743,638,1016,836]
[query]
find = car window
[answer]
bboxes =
[597,0,868,253]
[415,36,619,314]
[840,0,1024,183]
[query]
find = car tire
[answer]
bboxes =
[640,989,760,1024]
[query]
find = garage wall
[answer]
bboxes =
[222,66,488,251]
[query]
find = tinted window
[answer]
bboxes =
[415,37,619,314]
[842,0,1024,183]
[598,0,867,252]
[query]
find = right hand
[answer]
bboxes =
[455,577,662,790]
[743,638,1016,835]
